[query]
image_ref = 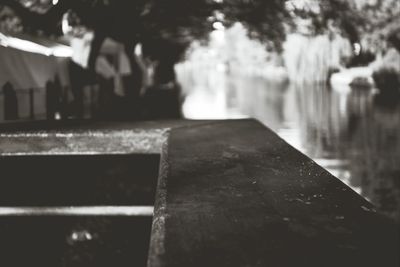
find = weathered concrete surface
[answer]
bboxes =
[0,120,210,155]
[0,121,168,155]
[150,120,399,267]
[0,119,398,267]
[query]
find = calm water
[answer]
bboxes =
[179,73,400,222]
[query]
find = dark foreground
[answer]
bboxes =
[0,120,398,267]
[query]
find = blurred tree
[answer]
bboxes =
[0,0,368,55]
[0,0,397,77]
[358,0,400,53]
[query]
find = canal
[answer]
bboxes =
[178,72,400,222]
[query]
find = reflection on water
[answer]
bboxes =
[178,72,400,221]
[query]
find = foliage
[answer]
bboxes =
[357,0,400,53]
[0,0,398,53]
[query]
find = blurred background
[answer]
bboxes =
[0,0,399,221]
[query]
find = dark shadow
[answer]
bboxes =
[2,82,19,120]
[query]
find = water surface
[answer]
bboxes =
[179,73,400,221]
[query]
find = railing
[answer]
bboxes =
[0,87,41,120]
[1,82,99,122]
[1,81,182,122]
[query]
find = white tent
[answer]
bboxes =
[0,33,71,120]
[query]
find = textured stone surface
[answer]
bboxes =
[150,119,399,267]
[0,119,398,267]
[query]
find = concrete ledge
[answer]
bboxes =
[0,119,398,267]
